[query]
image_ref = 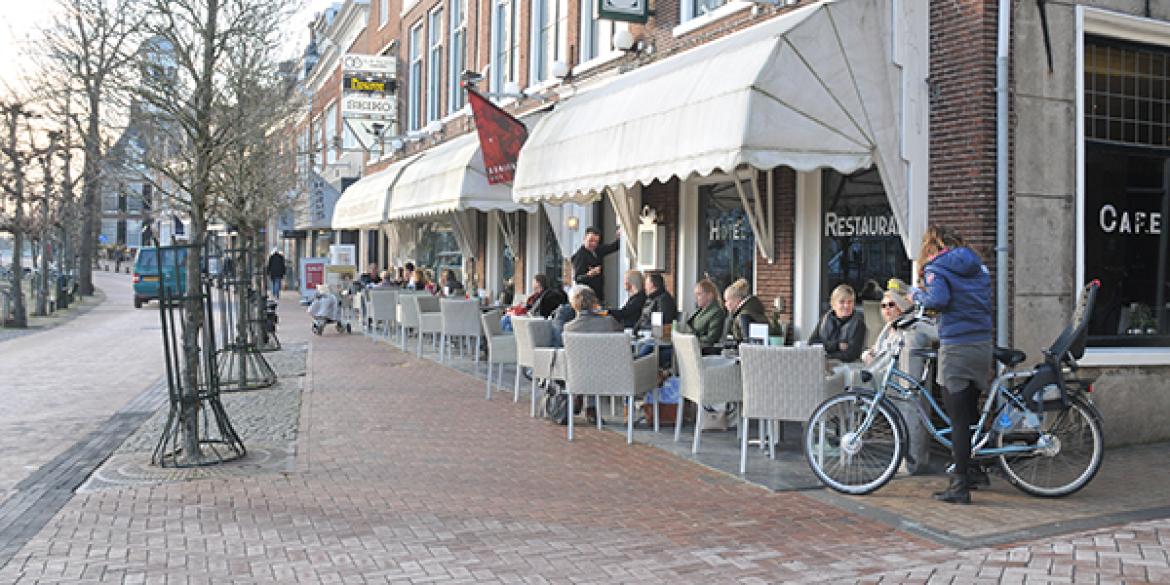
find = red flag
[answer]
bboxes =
[467,88,528,184]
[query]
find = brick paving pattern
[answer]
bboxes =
[1,293,1169,583]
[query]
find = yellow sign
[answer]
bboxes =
[346,77,387,93]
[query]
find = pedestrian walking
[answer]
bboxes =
[267,248,287,298]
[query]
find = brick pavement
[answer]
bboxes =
[1,298,1169,583]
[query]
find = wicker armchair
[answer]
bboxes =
[738,345,828,474]
[562,332,658,443]
[673,332,742,453]
[513,318,559,414]
[480,310,516,398]
[439,299,482,362]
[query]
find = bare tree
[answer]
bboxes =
[40,0,144,297]
[0,101,41,328]
[135,0,295,464]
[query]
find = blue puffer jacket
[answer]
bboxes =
[913,247,993,345]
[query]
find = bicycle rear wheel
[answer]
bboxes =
[996,395,1103,497]
[805,393,904,495]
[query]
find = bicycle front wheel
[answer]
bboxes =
[996,395,1104,498]
[804,393,904,495]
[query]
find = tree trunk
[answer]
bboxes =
[77,97,102,297]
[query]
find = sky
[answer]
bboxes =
[0,0,340,97]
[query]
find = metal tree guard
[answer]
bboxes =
[216,238,277,391]
[152,239,246,467]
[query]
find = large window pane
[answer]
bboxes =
[697,182,754,293]
[820,168,909,312]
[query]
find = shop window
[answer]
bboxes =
[415,222,463,281]
[819,168,909,311]
[1083,146,1170,346]
[1083,37,1170,347]
[541,215,563,286]
[697,182,754,292]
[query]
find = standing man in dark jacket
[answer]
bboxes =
[913,225,993,505]
[571,226,620,303]
[266,248,286,298]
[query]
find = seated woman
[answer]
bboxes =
[686,279,727,351]
[607,270,645,329]
[722,278,768,344]
[565,286,620,334]
[856,278,937,475]
[808,283,866,363]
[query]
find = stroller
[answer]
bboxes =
[307,285,353,335]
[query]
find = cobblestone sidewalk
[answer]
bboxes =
[2,300,1170,583]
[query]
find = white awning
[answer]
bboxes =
[331,154,423,229]
[386,132,534,221]
[513,0,925,253]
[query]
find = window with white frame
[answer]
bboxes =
[681,0,727,24]
[324,103,338,165]
[408,21,423,131]
[578,0,627,65]
[490,0,519,93]
[427,7,444,122]
[448,0,467,111]
[379,0,389,27]
[529,0,567,84]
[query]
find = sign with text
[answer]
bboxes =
[823,212,901,238]
[341,94,397,119]
[300,257,328,300]
[342,54,397,76]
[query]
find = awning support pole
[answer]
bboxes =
[606,185,639,260]
[733,171,774,263]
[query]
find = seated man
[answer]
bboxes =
[635,272,678,332]
[808,283,866,363]
[607,270,645,329]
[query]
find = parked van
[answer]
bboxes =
[132,247,188,308]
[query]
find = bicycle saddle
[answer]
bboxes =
[909,348,937,360]
[994,346,1027,367]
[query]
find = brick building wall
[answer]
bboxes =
[927,0,999,266]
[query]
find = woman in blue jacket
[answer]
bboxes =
[913,225,993,504]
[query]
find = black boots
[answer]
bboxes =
[933,473,971,504]
[967,465,991,490]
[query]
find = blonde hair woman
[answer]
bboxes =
[722,278,768,343]
[686,279,727,347]
[808,284,867,362]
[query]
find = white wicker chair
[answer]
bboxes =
[367,290,398,341]
[738,345,828,474]
[562,332,658,443]
[512,318,559,414]
[439,299,482,362]
[397,292,421,347]
[480,310,516,399]
[673,332,742,453]
[415,295,442,357]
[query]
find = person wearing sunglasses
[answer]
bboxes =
[859,278,939,476]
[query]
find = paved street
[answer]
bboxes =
[0,292,1168,583]
[0,271,163,505]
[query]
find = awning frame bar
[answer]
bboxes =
[732,167,775,263]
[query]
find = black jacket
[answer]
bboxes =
[570,240,619,302]
[608,291,646,328]
[266,253,286,278]
[636,289,678,331]
[722,295,769,343]
[808,310,867,362]
[529,287,568,318]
